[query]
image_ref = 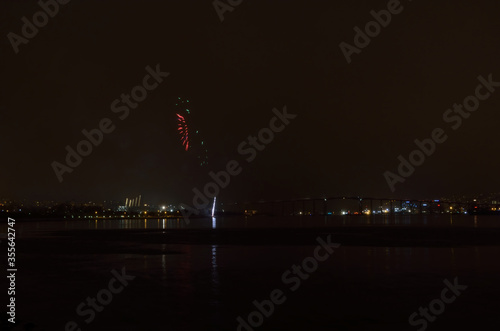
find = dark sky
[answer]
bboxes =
[1,0,499,204]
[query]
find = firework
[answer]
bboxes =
[176,113,189,151]
[175,97,209,166]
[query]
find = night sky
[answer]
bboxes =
[1,0,499,204]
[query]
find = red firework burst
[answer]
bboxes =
[177,113,189,151]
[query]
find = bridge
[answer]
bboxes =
[219,197,500,216]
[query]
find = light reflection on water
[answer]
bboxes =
[6,215,500,330]
[5,214,500,238]
[211,218,220,291]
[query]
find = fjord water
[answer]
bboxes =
[4,215,500,330]
[10,214,500,235]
